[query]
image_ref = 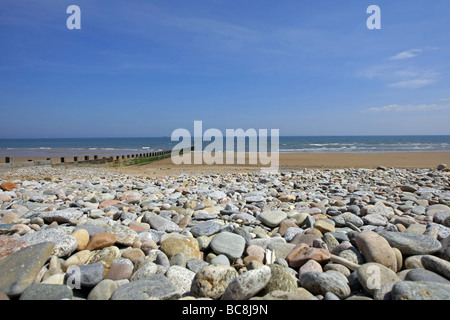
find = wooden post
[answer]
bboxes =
[61,157,65,163]
[74,157,78,162]
[5,157,13,163]
[85,156,89,161]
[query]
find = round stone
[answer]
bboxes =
[160,234,202,260]
[258,211,287,228]
[71,229,90,251]
[210,232,246,261]
[300,270,351,299]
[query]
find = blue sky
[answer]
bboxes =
[1,0,449,138]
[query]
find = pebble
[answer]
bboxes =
[105,258,134,280]
[165,265,196,296]
[0,182,17,191]
[258,210,287,227]
[22,228,77,257]
[121,248,145,263]
[130,262,158,281]
[380,231,442,255]
[314,220,336,233]
[354,230,397,271]
[146,214,182,233]
[190,220,221,237]
[300,270,351,299]
[87,279,118,300]
[420,255,450,279]
[405,269,450,284]
[190,265,238,299]
[39,209,83,224]
[210,231,246,260]
[0,242,54,297]
[286,244,331,268]
[111,274,180,300]
[261,264,298,295]
[160,234,202,260]
[0,235,29,260]
[71,229,90,251]
[221,265,272,300]
[391,281,450,300]
[78,262,104,287]
[19,284,73,300]
[2,166,450,300]
[356,262,401,296]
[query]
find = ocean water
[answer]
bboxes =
[0,136,449,158]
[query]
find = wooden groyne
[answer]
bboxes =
[0,150,173,172]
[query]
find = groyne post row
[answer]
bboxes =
[0,150,173,171]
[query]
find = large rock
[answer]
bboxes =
[355,230,397,271]
[380,232,442,255]
[210,232,246,260]
[0,242,54,297]
[111,274,180,300]
[190,265,238,299]
[221,266,271,300]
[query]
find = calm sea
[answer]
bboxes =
[0,136,449,158]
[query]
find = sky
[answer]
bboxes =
[0,0,450,138]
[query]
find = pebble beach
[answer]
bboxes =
[1,162,450,301]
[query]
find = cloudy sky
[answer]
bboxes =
[1,0,449,138]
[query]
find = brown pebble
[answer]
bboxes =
[0,182,17,191]
[85,232,117,251]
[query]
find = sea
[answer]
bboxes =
[0,136,449,159]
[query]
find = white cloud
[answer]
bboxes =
[388,78,435,88]
[365,104,450,113]
[389,49,422,60]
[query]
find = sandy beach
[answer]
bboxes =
[2,152,449,177]
[108,152,450,176]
